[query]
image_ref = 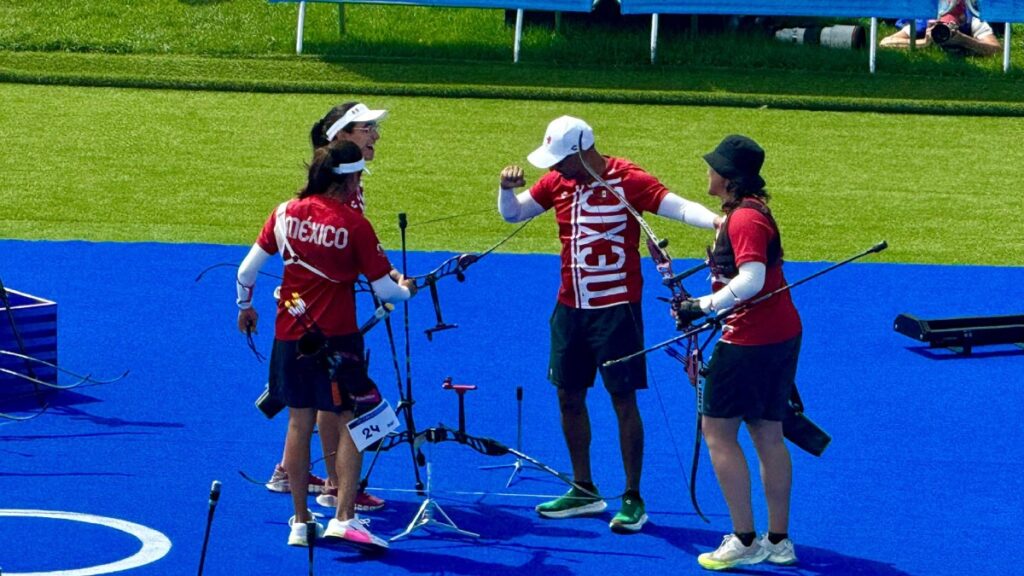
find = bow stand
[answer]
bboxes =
[356,212,615,540]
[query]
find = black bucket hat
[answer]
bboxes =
[703,135,766,190]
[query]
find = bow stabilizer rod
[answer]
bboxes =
[604,241,890,367]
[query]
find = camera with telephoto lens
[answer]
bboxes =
[931,21,958,45]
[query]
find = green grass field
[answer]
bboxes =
[2,1,1021,72]
[1,2,1022,267]
[2,2,1023,116]
[3,82,1021,265]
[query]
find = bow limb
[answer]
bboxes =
[409,219,534,288]
[416,426,614,501]
[0,366,91,391]
[690,406,709,523]
[0,350,129,385]
[0,403,50,422]
[689,336,710,522]
[502,446,600,498]
[194,262,282,283]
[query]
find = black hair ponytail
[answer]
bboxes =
[298,141,364,199]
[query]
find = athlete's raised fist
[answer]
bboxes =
[500,165,526,189]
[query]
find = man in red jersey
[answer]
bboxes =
[497,116,720,533]
[673,135,801,570]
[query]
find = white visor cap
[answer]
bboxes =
[324,103,388,141]
[526,116,595,169]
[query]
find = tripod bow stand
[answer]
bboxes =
[357,213,590,541]
[391,377,482,541]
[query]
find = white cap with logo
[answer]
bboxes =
[527,116,595,169]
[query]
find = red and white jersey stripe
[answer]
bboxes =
[530,157,669,309]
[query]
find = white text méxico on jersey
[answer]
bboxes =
[572,182,630,308]
[283,215,349,250]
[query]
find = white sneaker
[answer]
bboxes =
[697,534,770,571]
[324,517,389,553]
[760,534,798,565]
[287,514,325,547]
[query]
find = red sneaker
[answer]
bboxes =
[265,464,328,494]
[316,487,385,511]
[355,490,386,512]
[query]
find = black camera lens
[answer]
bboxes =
[931,22,954,44]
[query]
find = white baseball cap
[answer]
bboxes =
[325,103,388,141]
[527,116,595,169]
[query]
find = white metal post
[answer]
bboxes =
[650,14,660,64]
[869,17,878,74]
[296,1,307,55]
[1004,23,1012,74]
[514,9,524,63]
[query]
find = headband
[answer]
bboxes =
[331,158,366,175]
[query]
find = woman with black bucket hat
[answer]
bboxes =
[674,135,802,570]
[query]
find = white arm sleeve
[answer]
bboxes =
[370,275,413,303]
[236,244,272,309]
[498,187,545,223]
[698,261,766,313]
[656,193,719,229]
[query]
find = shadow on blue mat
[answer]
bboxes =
[904,345,1024,360]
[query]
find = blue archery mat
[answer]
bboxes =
[0,239,1021,575]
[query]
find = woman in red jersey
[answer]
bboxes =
[674,135,801,571]
[263,101,391,514]
[236,141,414,552]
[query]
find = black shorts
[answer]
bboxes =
[702,334,801,421]
[548,302,647,395]
[268,333,364,413]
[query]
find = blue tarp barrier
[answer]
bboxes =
[619,0,936,19]
[982,0,1024,22]
[270,0,594,12]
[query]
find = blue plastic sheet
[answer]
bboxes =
[269,0,595,12]
[982,0,1024,22]
[619,0,936,19]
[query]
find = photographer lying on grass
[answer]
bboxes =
[880,0,1000,57]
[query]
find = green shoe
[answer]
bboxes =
[535,486,607,519]
[609,494,648,533]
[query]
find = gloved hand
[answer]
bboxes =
[673,298,706,330]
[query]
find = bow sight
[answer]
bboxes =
[406,214,531,340]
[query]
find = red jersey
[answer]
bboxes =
[713,203,802,345]
[530,157,669,309]
[256,195,393,340]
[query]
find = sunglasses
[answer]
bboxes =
[352,123,380,134]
